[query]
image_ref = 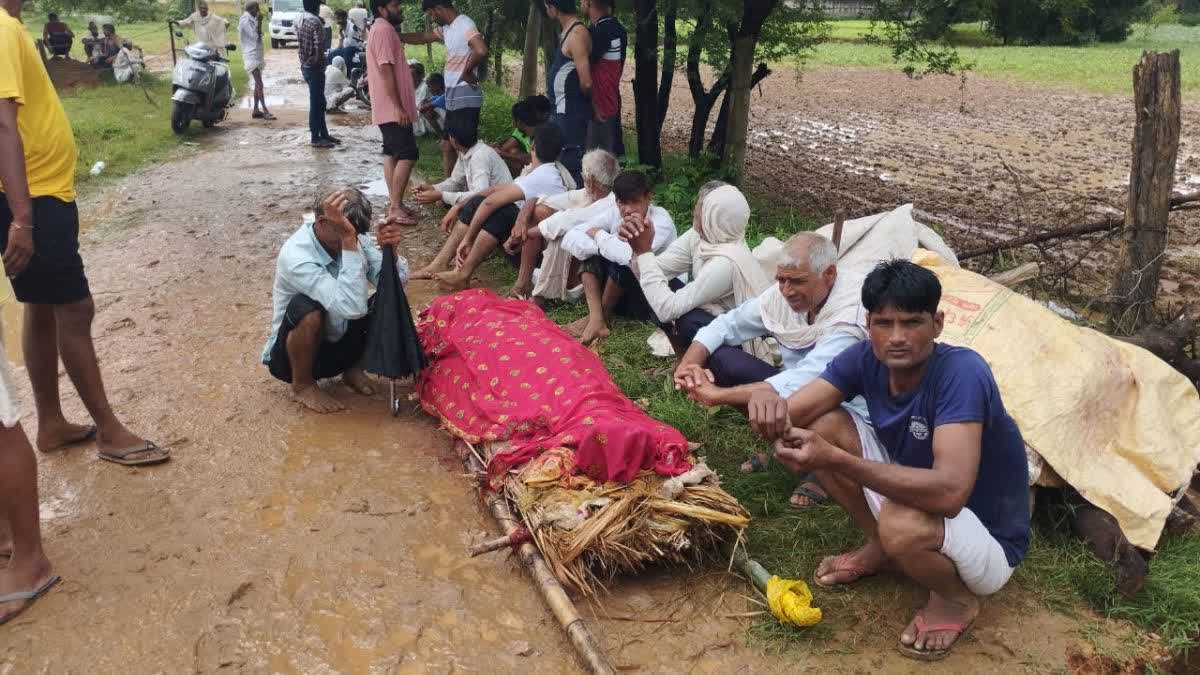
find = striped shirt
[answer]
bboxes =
[296,12,325,68]
[434,14,483,110]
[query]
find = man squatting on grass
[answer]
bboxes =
[262,189,407,414]
[748,259,1030,661]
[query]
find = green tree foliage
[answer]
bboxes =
[874,0,1151,46]
[28,0,168,21]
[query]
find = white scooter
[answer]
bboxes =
[168,21,236,134]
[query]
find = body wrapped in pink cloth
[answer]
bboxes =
[417,289,692,485]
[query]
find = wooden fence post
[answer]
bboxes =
[1108,50,1181,334]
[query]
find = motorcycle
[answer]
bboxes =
[168,21,237,134]
[348,49,370,108]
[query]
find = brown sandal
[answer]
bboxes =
[98,441,170,466]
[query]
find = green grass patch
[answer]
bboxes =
[32,14,254,193]
[814,21,1200,96]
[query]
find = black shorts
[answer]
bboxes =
[0,194,90,304]
[458,194,521,248]
[444,106,480,137]
[380,122,419,160]
[267,294,371,383]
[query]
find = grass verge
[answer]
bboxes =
[406,63,1200,660]
[32,14,252,194]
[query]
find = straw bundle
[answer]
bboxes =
[481,442,750,597]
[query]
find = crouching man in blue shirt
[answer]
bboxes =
[748,259,1030,661]
[262,188,408,413]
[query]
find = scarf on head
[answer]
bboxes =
[696,185,772,306]
[758,257,867,352]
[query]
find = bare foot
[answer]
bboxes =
[343,368,375,396]
[899,592,980,656]
[409,265,442,280]
[580,319,610,345]
[434,270,470,291]
[813,541,888,588]
[563,317,588,337]
[36,421,96,452]
[0,554,55,623]
[292,385,345,413]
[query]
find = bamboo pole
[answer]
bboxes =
[462,445,615,675]
[468,527,531,557]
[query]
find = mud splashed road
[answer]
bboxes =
[0,51,1128,673]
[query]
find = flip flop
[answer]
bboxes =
[897,611,976,661]
[40,425,97,452]
[789,478,830,510]
[0,575,61,626]
[812,553,880,591]
[388,212,419,227]
[98,441,170,466]
[739,453,769,474]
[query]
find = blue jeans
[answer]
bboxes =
[326,46,361,67]
[301,65,329,143]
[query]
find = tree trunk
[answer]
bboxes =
[657,0,679,134]
[425,15,433,64]
[478,9,495,82]
[720,0,778,182]
[520,2,543,98]
[709,62,771,164]
[1108,50,1182,334]
[632,0,662,171]
[685,5,727,158]
[494,44,503,85]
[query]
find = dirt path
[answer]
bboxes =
[0,52,1133,673]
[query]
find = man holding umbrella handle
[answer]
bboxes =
[262,188,417,414]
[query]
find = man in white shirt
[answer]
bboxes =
[564,170,677,344]
[400,0,488,177]
[413,117,512,217]
[177,1,229,56]
[262,188,408,413]
[503,148,619,301]
[414,124,568,289]
[673,232,869,506]
[239,2,275,120]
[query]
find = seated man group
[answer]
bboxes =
[259,114,1031,660]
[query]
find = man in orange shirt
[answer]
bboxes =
[0,0,167,471]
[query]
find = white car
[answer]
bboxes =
[268,0,305,48]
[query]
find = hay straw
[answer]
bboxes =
[479,443,751,597]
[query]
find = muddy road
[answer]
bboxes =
[0,52,1132,673]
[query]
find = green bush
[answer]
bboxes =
[988,0,1151,45]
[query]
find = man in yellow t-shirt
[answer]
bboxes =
[0,1,168,470]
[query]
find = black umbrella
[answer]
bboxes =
[364,245,427,415]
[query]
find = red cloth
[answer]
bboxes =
[417,289,691,485]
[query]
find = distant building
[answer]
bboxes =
[817,0,873,18]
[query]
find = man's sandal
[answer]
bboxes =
[98,442,170,466]
[897,612,975,661]
[739,453,769,473]
[789,475,830,510]
[0,575,61,626]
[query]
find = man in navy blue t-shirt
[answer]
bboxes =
[746,259,1030,661]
